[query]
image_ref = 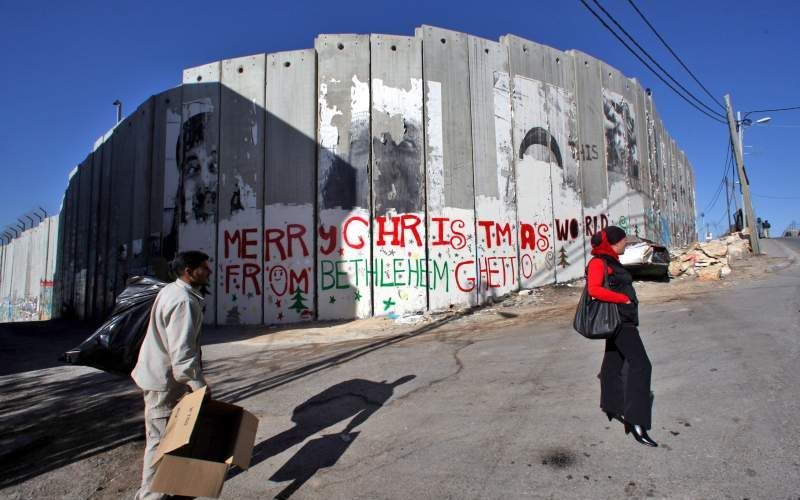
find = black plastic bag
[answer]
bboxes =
[60,276,168,376]
[573,261,621,339]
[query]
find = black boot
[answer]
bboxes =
[605,411,625,424]
[625,423,658,447]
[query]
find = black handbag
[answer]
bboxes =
[573,259,621,339]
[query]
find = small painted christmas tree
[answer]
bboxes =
[558,247,569,268]
[289,289,307,313]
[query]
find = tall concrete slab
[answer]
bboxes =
[658,124,672,246]
[652,103,663,244]
[264,50,317,325]
[601,63,637,234]
[44,216,59,318]
[97,132,115,315]
[570,50,608,263]
[27,222,47,318]
[503,35,556,288]
[181,62,221,324]
[659,115,670,245]
[0,245,6,299]
[669,138,679,245]
[417,26,478,309]
[130,99,155,277]
[10,230,31,320]
[217,54,265,325]
[151,88,183,277]
[74,155,93,319]
[468,35,518,302]
[370,34,427,315]
[1,242,14,321]
[62,167,78,316]
[689,163,697,243]
[679,148,689,245]
[110,117,136,305]
[315,34,372,320]
[86,145,103,320]
[535,43,583,283]
[628,79,651,240]
[644,94,661,242]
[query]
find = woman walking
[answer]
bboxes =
[587,226,657,447]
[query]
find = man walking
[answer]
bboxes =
[131,251,212,500]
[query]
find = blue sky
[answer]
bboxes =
[1,0,797,238]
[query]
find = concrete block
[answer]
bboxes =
[315,34,372,320]
[503,34,556,288]
[537,44,584,283]
[151,87,183,278]
[85,146,102,320]
[569,50,608,268]
[600,63,636,235]
[417,25,477,310]
[74,155,93,319]
[130,99,155,278]
[264,49,317,325]
[97,139,115,315]
[217,54,265,326]
[181,61,221,325]
[110,116,136,306]
[468,34,518,301]
[370,34,427,316]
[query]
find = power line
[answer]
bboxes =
[752,193,800,200]
[578,0,727,124]
[625,0,725,110]
[589,0,726,119]
[745,105,800,114]
[703,138,733,213]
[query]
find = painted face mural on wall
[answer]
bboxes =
[603,94,639,179]
[372,121,423,215]
[179,112,218,223]
[319,115,370,211]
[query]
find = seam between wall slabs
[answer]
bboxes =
[505,38,522,290]
[419,35,430,312]
[464,35,478,304]
[368,38,375,318]
[312,48,320,321]
[465,36,478,307]
[213,72,221,326]
[261,60,268,326]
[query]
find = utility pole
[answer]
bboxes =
[724,95,760,254]
[724,174,731,234]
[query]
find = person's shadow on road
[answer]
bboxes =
[236,375,416,499]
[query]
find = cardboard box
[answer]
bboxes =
[150,387,259,498]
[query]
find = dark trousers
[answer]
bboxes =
[600,324,653,429]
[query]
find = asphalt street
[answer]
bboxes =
[1,238,798,500]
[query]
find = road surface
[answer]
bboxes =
[1,238,798,499]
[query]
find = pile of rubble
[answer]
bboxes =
[668,231,752,281]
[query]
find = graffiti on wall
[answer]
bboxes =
[42,31,698,327]
[371,77,426,315]
[318,74,372,320]
[603,89,639,230]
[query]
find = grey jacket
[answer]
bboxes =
[132,279,206,392]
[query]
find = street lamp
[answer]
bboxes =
[113,100,122,124]
[734,111,771,232]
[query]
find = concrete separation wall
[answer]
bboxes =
[0,216,60,322]
[7,26,695,325]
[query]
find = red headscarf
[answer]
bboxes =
[590,229,620,261]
